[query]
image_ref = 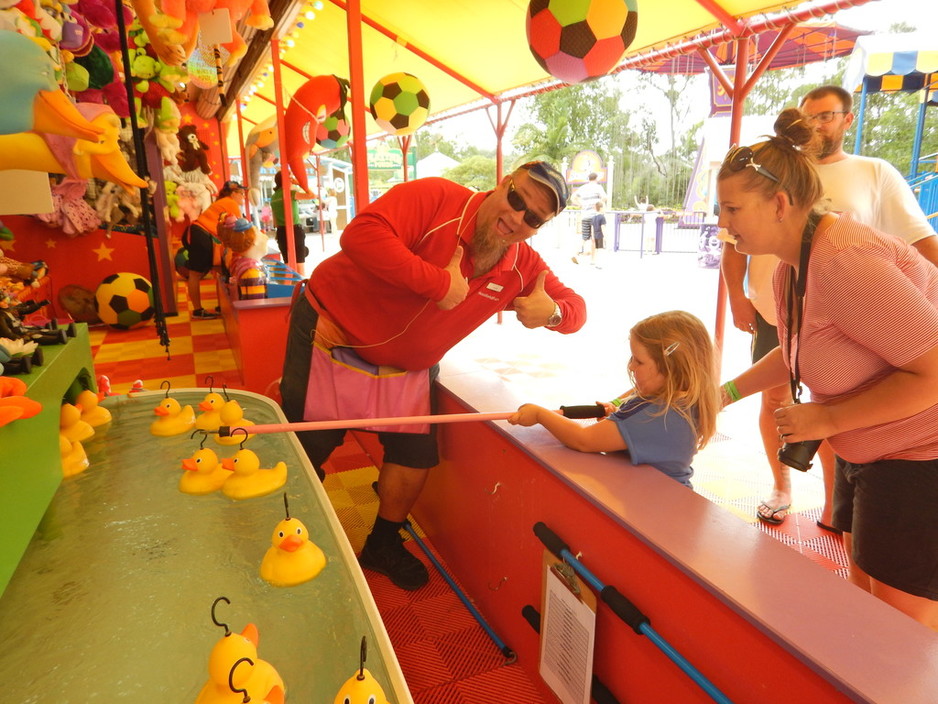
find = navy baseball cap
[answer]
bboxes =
[520,161,569,215]
[222,180,245,192]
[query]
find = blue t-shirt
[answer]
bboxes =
[608,397,696,487]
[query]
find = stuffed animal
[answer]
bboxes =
[217,216,268,300]
[176,124,211,174]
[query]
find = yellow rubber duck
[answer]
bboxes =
[75,389,112,427]
[195,622,285,704]
[150,396,196,436]
[179,447,230,495]
[60,434,89,478]
[221,449,287,500]
[260,498,326,587]
[60,402,94,444]
[333,637,390,704]
[195,391,225,432]
[215,400,255,446]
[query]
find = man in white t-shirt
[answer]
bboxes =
[571,172,607,263]
[721,85,938,530]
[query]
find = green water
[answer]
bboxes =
[0,390,405,703]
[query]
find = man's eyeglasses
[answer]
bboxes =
[724,145,780,184]
[805,110,847,125]
[506,176,547,229]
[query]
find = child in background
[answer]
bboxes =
[508,310,720,487]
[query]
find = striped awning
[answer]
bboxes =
[844,31,938,93]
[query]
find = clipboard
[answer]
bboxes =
[538,550,597,704]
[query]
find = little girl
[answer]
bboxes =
[508,310,720,487]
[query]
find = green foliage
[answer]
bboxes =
[441,155,498,192]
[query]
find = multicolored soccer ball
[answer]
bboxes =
[369,72,430,136]
[94,272,155,329]
[526,0,638,84]
[316,108,350,150]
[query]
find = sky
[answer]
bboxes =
[433,0,929,151]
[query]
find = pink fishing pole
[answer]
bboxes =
[217,405,605,436]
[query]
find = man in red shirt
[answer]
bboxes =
[280,161,585,590]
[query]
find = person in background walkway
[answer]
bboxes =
[184,180,245,319]
[280,161,586,591]
[718,110,938,630]
[270,171,309,276]
[590,202,606,267]
[571,172,606,264]
[510,310,720,488]
[324,188,339,234]
[721,84,938,531]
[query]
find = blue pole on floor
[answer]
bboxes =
[533,522,734,704]
[402,520,516,663]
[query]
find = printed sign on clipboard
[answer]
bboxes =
[538,550,597,704]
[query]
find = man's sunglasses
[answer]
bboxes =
[724,145,780,184]
[506,176,547,229]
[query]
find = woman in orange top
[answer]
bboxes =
[185,180,246,319]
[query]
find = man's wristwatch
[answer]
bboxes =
[546,301,562,328]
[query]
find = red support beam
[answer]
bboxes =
[329,0,497,103]
[346,0,370,211]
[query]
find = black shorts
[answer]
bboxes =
[276,224,308,264]
[185,224,214,274]
[280,294,441,475]
[832,457,938,599]
[751,311,779,363]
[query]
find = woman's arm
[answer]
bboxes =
[776,342,938,442]
[508,404,627,453]
[724,346,790,403]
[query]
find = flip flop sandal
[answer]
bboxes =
[757,501,790,525]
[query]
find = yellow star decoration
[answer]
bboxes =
[93,242,115,261]
[45,238,57,249]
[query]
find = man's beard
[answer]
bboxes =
[470,222,509,274]
[817,133,839,160]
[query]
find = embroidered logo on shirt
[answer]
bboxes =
[486,283,504,292]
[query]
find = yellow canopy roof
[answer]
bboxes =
[226,0,870,153]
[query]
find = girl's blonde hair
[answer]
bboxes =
[627,310,720,451]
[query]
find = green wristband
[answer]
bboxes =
[610,397,623,408]
[722,380,742,403]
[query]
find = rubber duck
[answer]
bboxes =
[150,396,196,436]
[179,447,230,495]
[260,495,326,587]
[75,389,112,427]
[195,391,225,431]
[60,402,94,444]
[220,658,285,704]
[333,637,390,704]
[221,449,287,500]
[60,435,89,478]
[214,400,255,446]
[195,599,285,704]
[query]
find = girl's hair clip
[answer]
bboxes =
[664,342,680,356]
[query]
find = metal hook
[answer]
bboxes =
[190,428,209,449]
[228,657,253,703]
[205,375,215,393]
[231,426,249,449]
[160,380,171,398]
[211,596,231,636]
[222,383,231,402]
[283,492,290,520]
[358,635,367,681]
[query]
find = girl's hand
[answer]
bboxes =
[508,403,543,426]
[598,401,617,417]
[774,402,833,442]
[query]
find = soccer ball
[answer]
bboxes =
[526,0,638,84]
[369,72,430,136]
[94,272,155,330]
[316,108,350,150]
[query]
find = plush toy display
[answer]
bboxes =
[284,74,348,192]
[217,216,269,300]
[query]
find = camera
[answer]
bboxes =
[778,439,822,472]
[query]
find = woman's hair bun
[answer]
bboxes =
[773,107,815,151]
